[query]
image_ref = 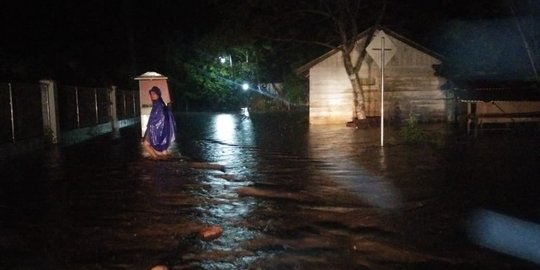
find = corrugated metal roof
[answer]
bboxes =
[455,88,540,102]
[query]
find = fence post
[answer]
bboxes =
[40,79,60,144]
[123,90,127,116]
[132,91,137,117]
[109,85,119,137]
[8,83,15,142]
[94,88,99,124]
[75,87,80,128]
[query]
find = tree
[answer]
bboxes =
[316,1,388,120]
[234,0,388,121]
[179,27,262,111]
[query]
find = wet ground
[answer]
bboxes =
[1,112,539,270]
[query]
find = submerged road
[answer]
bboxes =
[1,112,539,270]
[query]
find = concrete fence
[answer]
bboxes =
[0,80,140,158]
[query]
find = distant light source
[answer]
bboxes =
[219,55,232,67]
[242,83,249,91]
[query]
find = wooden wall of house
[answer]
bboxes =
[361,35,452,123]
[308,32,454,125]
[309,50,354,124]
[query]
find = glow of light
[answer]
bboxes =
[213,114,236,142]
[469,209,540,265]
[241,107,249,118]
[242,83,249,91]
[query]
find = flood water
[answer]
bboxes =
[1,112,539,270]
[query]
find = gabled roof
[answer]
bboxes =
[296,25,444,77]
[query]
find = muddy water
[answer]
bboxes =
[1,112,539,270]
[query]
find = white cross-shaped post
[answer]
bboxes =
[366,30,396,147]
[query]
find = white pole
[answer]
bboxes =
[380,37,385,147]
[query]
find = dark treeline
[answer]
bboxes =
[1,0,539,110]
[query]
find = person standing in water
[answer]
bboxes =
[143,86,177,159]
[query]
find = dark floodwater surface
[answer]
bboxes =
[1,112,539,270]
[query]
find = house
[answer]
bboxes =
[451,79,540,136]
[297,26,454,125]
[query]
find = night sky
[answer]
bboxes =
[0,1,217,85]
[1,0,538,86]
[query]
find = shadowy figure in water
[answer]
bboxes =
[393,102,402,129]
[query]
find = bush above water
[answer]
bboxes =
[399,115,447,146]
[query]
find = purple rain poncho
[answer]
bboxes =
[146,89,176,152]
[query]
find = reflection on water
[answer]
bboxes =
[0,112,539,269]
[308,125,402,210]
[213,114,246,144]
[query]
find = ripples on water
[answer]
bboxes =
[1,112,539,269]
